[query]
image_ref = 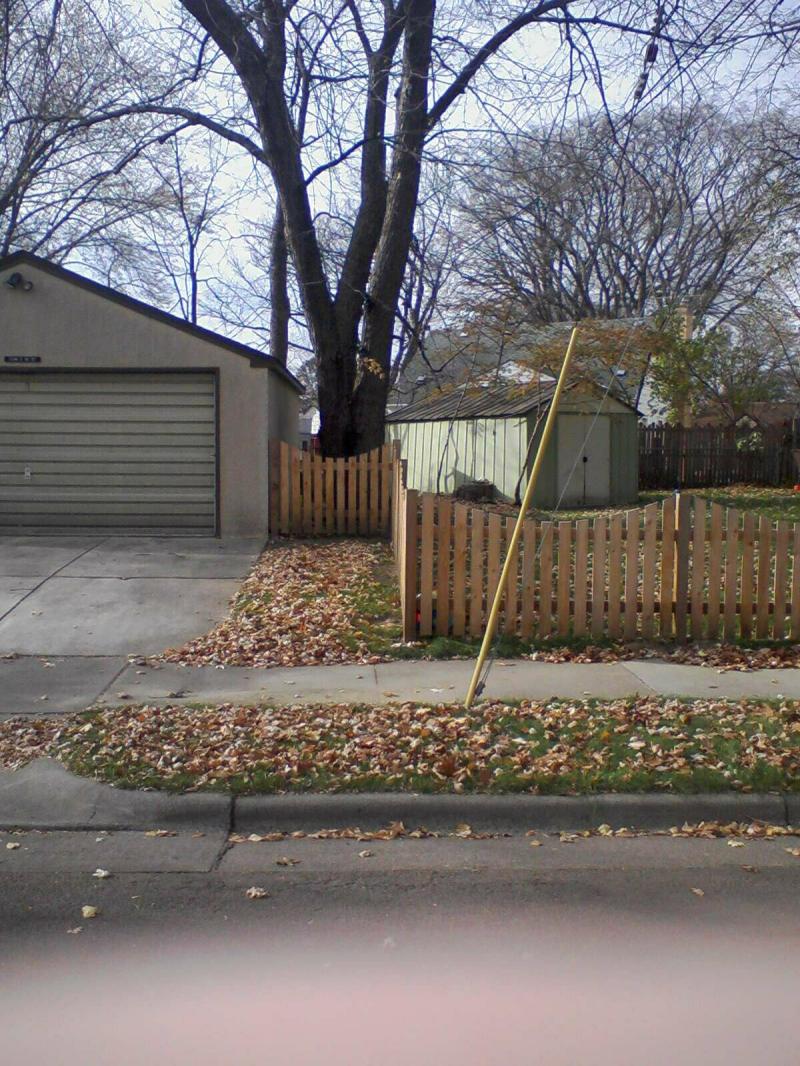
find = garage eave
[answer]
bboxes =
[0,250,303,394]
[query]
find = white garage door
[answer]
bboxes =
[0,371,217,534]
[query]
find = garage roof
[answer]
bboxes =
[387,378,638,423]
[0,251,303,393]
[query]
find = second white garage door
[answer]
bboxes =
[0,371,217,534]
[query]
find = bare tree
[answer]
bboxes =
[100,135,243,324]
[164,0,795,455]
[0,0,180,261]
[456,103,800,332]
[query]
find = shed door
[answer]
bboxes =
[556,414,611,507]
[0,371,216,534]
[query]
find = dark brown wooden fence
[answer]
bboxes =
[639,424,796,488]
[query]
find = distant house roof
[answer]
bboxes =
[392,316,655,406]
[387,378,638,423]
[0,250,303,393]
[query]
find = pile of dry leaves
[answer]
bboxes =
[159,539,397,667]
[525,642,800,671]
[1,696,797,793]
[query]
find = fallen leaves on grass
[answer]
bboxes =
[1,696,799,795]
[158,539,398,668]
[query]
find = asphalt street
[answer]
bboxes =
[2,828,799,947]
[3,830,798,1064]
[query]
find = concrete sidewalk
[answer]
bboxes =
[2,654,800,719]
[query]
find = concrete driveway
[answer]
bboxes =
[0,535,262,657]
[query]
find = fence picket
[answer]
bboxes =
[591,517,606,638]
[659,496,676,637]
[435,498,452,637]
[740,512,756,640]
[574,519,589,637]
[419,494,435,636]
[641,503,657,638]
[538,522,554,637]
[674,493,691,642]
[487,512,503,622]
[624,509,639,640]
[690,497,706,640]
[369,447,380,533]
[346,457,357,535]
[774,520,789,640]
[723,508,739,640]
[469,509,485,639]
[452,504,468,637]
[401,488,418,641]
[557,521,572,637]
[756,515,772,639]
[792,524,800,641]
[607,513,623,639]
[504,521,520,636]
[358,452,369,534]
[707,503,723,638]
[302,451,313,534]
[520,519,536,638]
[381,444,392,532]
[279,441,291,534]
[312,452,323,533]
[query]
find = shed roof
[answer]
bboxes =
[0,251,303,393]
[387,378,638,423]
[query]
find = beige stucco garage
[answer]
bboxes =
[0,252,301,536]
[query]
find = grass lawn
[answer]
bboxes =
[640,485,800,523]
[482,484,800,524]
[1,697,798,795]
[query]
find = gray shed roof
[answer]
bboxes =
[387,379,638,423]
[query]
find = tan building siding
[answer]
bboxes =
[0,255,301,536]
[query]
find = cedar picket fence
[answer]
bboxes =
[269,441,400,536]
[390,481,800,644]
[269,441,800,645]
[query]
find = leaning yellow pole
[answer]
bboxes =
[464,325,580,708]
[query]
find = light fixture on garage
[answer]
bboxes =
[6,272,33,291]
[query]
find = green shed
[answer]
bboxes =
[386,379,639,509]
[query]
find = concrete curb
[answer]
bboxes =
[0,760,793,833]
[234,792,790,833]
